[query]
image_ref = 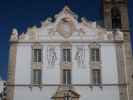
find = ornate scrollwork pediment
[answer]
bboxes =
[10,6,124,42]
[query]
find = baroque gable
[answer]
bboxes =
[10,6,123,42]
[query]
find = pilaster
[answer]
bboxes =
[115,43,128,100]
[7,42,17,100]
[123,40,133,100]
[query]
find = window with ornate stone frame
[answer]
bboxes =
[31,44,43,85]
[89,43,102,85]
[62,48,72,64]
[92,69,101,84]
[32,69,42,84]
[33,49,42,62]
[60,42,72,90]
[61,43,72,65]
[63,69,71,85]
[32,44,43,64]
[90,47,100,62]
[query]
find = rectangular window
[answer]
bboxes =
[33,69,42,84]
[63,70,71,85]
[90,48,100,62]
[63,48,71,64]
[92,69,101,84]
[33,49,42,63]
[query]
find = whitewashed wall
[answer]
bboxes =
[14,42,120,100]
[14,86,58,100]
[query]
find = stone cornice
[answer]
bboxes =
[10,40,124,44]
[6,83,127,87]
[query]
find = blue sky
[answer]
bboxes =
[0,0,133,80]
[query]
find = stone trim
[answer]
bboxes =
[88,42,101,48]
[31,43,43,86]
[90,62,101,69]
[123,41,133,100]
[60,42,72,66]
[7,43,17,100]
[60,42,72,85]
[6,83,127,87]
[89,43,101,67]
[61,64,72,70]
[89,43,102,85]
[88,43,101,63]
[16,40,124,44]
[115,43,128,100]
[31,43,43,64]
[60,42,72,48]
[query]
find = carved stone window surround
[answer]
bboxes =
[61,64,72,70]
[31,44,43,65]
[89,43,102,86]
[89,43,101,63]
[90,62,101,69]
[31,43,43,87]
[60,42,72,66]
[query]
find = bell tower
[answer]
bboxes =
[102,0,133,100]
[102,0,128,29]
[102,0,131,40]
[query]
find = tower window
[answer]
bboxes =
[33,48,42,63]
[62,48,71,64]
[111,7,121,29]
[63,70,71,85]
[33,69,42,84]
[92,69,101,84]
[90,48,100,62]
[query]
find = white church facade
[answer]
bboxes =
[7,2,133,100]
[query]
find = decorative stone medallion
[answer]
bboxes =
[56,17,75,38]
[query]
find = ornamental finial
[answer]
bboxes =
[10,28,18,41]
